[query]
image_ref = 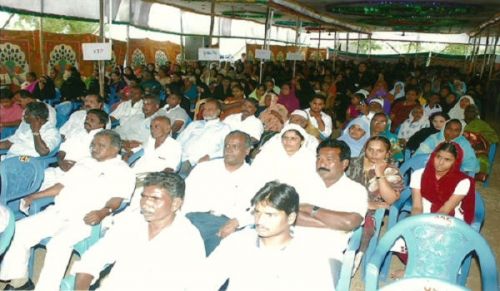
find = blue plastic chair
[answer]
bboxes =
[379,277,470,291]
[0,156,45,219]
[34,143,61,169]
[398,154,430,186]
[0,126,19,140]
[336,226,363,291]
[0,206,15,255]
[483,143,497,188]
[360,208,387,279]
[365,214,498,291]
[127,148,145,167]
[55,101,75,128]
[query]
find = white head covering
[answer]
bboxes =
[368,98,384,108]
[290,109,309,120]
[355,89,370,99]
[338,116,371,158]
[448,95,475,120]
[390,81,405,100]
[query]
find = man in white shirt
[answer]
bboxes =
[196,181,334,291]
[131,115,182,175]
[15,89,56,127]
[115,94,167,152]
[0,130,135,291]
[110,85,144,124]
[71,172,205,291]
[176,98,231,177]
[223,98,264,143]
[295,139,368,283]
[40,109,108,189]
[163,92,190,136]
[0,102,61,158]
[59,94,107,140]
[305,94,333,140]
[183,131,257,255]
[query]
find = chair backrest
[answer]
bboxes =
[127,148,145,167]
[55,101,75,128]
[365,214,498,291]
[0,156,45,206]
[472,191,485,232]
[399,154,430,186]
[0,206,15,255]
[488,143,496,173]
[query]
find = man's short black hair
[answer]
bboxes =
[86,93,104,104]
[87,109,109,126]
[26,102,49,120]
[316,139,351,161]
[405,85,420,95]
[311,94,326,103]
[0,88,13,100]
[243,98,259,109]
[225,130,252,149]
[17,90,34,99]
[143,172,186,199]
[251,181,299,216]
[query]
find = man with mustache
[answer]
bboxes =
[60,94,109,140]
[71,172,205,291]
[0,130,135,290]
[36,109,108,191]
[294,139,368,284]
[223,98,264,144]
[176,98,230,177]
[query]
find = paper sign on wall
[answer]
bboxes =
[286,52,304,61]
[82,43,112,61]
[198,48,220,61]
[255,49,271,60]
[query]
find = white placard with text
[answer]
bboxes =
[82,43,112,61]
[198,48,220,61]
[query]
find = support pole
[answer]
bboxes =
[316,26,321,66]
[259,5,272,84]
[124,0,131,67]
[472,36,481,74]
[180,11,185,63]
[99,0,105,97]
[39,0,46,75]
[346,32,349,52]
[480,31,490,79]
[356,32,360,56]
[292,19,301,78]
[208,0,216,47]
[488,35,499,82]
[469,36,477,74]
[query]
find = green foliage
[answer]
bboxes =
[441,44,472,55]
[356,39,382,54]
[11,15,99,34]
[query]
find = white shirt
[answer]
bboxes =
[295,174,368,260]
[132,136,182,174]
[59,128,101,162]
[53,156,135,220]
[223,113,264,141]
[115,109,167,144]
[110,99,144,123]
[197,228,335,291]
[176,119,231,165]
[72,210,205,291]
[164,104,190,133]
[7,121,61,158]
[60,110,111,138]
[305,108,333,139]
[410,169,470,220]
[183,159,258,221]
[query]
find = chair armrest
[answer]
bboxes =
[29,197,55,215]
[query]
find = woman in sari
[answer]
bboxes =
[370,113,403,162]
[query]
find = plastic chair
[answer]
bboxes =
[55,101,75,128]
[361,208,387,279]
[127,148,145,167]
[35,143,61,169]
[398,154,430,186]
[379,277,470,291]
[336,227,363,291]
[365,214,498,291]
[0,206,15,255]
[483,143,497,188]
[0,126,19,140]
[0,156,45,219]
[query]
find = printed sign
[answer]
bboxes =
[255,49,271,60]
[286,52,304,61]
[82,43,112,61]
[198,48,220,61]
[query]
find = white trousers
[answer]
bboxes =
[0,207,91,291]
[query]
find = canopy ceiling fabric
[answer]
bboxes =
[1,0,499,38]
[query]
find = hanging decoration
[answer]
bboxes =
[132,48,146,68]
[155,50,169,68]
[48,44,78,72]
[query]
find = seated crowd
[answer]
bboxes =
[0,57,498,290]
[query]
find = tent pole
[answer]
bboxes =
[469,36,477,74]
[180,11,185,63]
[480,31,490,79]
[99,0,105,98]
[260,5,272,84]
[488,35,499,81]
[208,0,216,47]
[473,36,482,74]
[316,26,321,66]
[39,0,46,75]
[356,32,360,56]
[292,19,301,78]
[346,32,349,52]
[124,0,130,67]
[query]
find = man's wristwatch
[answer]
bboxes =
[104,207,113,215]
[310,205,320,218]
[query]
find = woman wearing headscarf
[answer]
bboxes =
[415,119,479,174]
[389,81,405,101]
[277,83,300,113]
[251,124,316,190]
[338,116,371,158]
[397,105,429,146]
[370,112,403,162]
[448,95,475,120]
